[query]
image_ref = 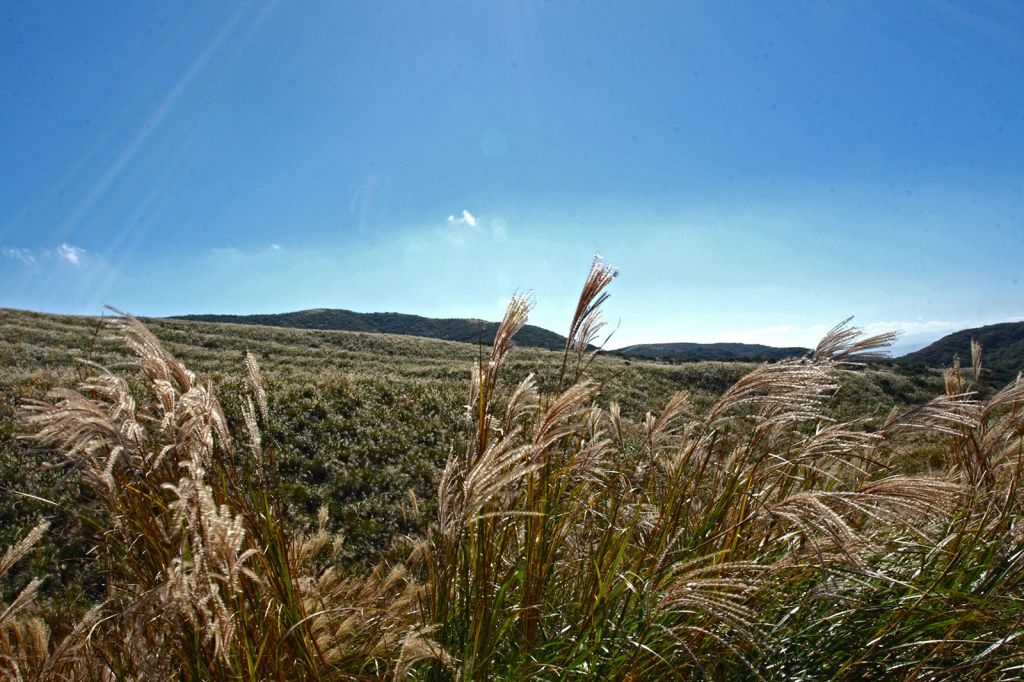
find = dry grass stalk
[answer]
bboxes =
[813,316,899,363]
[560,254,618,387]
[0,523,48,635]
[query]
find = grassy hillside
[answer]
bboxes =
[173,308,569,350]
[0,307,943,559]
[12,299,1024,679]
[617,341,810,362]
[899,320,1024,385]
[0,308,722,557]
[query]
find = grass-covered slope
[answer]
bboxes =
[0,307,942,560]
[0,308,739,559]
[16,297,1019,679]
[616,341,810,362]
[899,321,1024,384]
[172,307,569,350]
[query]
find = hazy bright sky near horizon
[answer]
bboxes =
[2,1,1023,351]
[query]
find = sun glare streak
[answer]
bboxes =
[51,5,254,246]
[104,139,198,268]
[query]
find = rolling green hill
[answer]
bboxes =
[898,321,1024,385]
[615,341,810,362]
[172,308,569,350]
[0,307,945,560]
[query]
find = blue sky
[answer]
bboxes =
[2,1,1022,351]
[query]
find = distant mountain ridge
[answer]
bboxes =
[171,308,569,350]
[615,341,810,362]
[171,309,822,361]
[898,321,1024,384]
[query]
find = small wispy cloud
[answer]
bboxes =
[447,209,478,227]
[209,243,284,260]
[862,319,957,336]
[861,317,1024,343]
[444,209,480,247]
[3,244,89,267]
[57,243,86,267]
[1,247,35,265]
[731,321,951,347]
[443,210,509,246]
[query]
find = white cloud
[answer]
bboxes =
[2,247,35,265]
[442,210,511,247]
[444,210,483,247]
[56,243,86,266]
[209,243,283,259]
[862,319,957,336]
[447,209,477,228]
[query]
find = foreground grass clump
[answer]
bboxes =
[3,260,1023,679]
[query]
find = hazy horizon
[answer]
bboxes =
[3,2,1022,350]
[3,299,1015,358]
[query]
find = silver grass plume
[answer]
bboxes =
[0,522,49,631]
[0,522,48,580]
[500,374,540,436]
[244,350,269,423]
[881,394,982,437]
[162,465,259,660]
[971,338,983,384]
[560,255,617,386]
[470,293,533,459]
[659,556,770,678]
[394,625,456,679]
[645,390,692,456]
[531,381,599,454]
[703,360,837,427]
[767,476,965,564]
[813,317,898,364]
